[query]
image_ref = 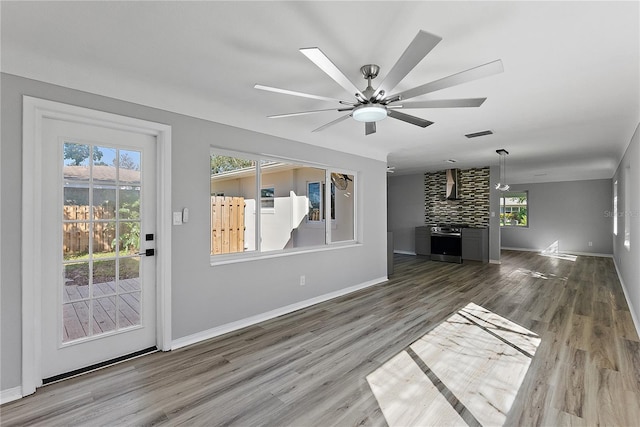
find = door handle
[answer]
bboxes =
[139,249,155,257]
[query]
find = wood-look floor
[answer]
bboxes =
[2,250,639,426]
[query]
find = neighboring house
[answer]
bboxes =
[210,161,355,254]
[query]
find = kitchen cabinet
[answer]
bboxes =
[415,226,431,255]
[462,228,488,262]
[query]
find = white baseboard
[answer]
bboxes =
[0,386,22,404]
[393,250,416,255]
[489,259,501,264]
[501,247,539,252]
[501,247,613,258]
[564,251,613,258]
[172,276,389,350]
[613,258,640,338]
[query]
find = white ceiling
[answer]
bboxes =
[2,1,638,183]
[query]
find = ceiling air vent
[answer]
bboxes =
[465,130,494,138]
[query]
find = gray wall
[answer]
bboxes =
[613,123,639,334]
[387,171,501,262]
[501,179,613,254]
[387,174,427,254]
[1,73,388,391]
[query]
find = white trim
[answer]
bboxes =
[172,276,388,350]
[561,251,612,258]
[0,386,23,405]
[489,259,501,264]
[501,247,613,258]
[156,125,172,351]
[394,250,417,255]
[21,96,172,396]
[500,247,539,252]
[613,258,640,338]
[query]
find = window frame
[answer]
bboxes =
[500,190,529,228]
[210,147,358,264]
[613,180,618,236]
[624,168,630,250]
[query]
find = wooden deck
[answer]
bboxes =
[62,278,141,341]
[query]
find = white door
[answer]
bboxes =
[40,117,157,380]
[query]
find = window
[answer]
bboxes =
[210,149,357,258]
[624,167,630,250]
[307,181,322,222]
[210,153,256,255]
[261,187,275,209]
[500,191,528,227]
[307,181,335,222]
[613,180,618,235]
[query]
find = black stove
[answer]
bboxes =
[430,224,468,263]
[430,223,468,236]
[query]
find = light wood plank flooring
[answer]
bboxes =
[2,250,639,426]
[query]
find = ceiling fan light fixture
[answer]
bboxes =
[352,105,388,123]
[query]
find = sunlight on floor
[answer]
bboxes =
[367,302,541,426]
[540,240,578,261]
[515,268,567,281]
[516,268,551,279]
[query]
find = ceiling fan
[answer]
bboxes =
[255,30,503,136]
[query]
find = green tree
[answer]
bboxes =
[64,143,104,166]
[112,199,140,254]
[116,152,139,170]
[211,155,254,174]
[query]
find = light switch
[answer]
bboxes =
[173,211,183,225]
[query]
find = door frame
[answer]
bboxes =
[21,96,172,396]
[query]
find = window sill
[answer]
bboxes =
[210,241,361,266]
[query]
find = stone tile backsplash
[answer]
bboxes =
[424,167,490,227]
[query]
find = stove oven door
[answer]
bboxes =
[430,234,462,263]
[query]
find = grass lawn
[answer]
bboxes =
[64,253,140,286]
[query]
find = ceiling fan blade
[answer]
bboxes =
[372,30,442,99]
[397,98,487,109]
[387,109,434,128]
[254,84,354,104]
[312,113,352,133]
[365,122,376,135]
[388,59,504,101]
[300,47,366,99]
[268,108,353,119]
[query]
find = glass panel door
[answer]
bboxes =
[62,142,143,342]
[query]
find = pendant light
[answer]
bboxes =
[495,149,510,191]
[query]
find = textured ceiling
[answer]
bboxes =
[2,1,638,183]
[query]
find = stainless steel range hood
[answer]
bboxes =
[445,169,460,200]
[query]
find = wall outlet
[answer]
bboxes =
[299,275,305,286]
[588,241,593,247]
